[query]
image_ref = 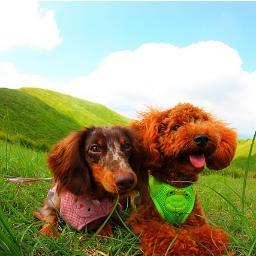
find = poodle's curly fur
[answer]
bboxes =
[127,103,237,256]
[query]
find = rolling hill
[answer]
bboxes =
[0,87,129,149]
[0,87,255,171]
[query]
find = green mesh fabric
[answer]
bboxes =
[149,175,195,225]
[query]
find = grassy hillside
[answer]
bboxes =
[0,88,129,149]
[20,88,130,127]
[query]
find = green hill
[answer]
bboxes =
[0,87,129,149]
[230,139,256,176]
[236,139,255,157]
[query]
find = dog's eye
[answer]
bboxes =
[90,144,100,152]
[123,141,131,150]
[172,124,181,131]
[158,123,167,134]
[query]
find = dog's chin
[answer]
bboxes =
[102,184,133,196]
[101,184,118,195]
[173,160,204,175]
[116,184,136,196]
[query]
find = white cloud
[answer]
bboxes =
[0,62,62,90]
[0,41,255,137]
[0,0,62,51]
[66,41,256,137]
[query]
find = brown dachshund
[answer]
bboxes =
[34,126,140,238]
[127,103,237,256]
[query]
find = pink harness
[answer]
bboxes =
[49,186,113,231]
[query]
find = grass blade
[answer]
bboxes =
[241,131,256,213]
[114,209,138,238]
[247,237,256,256]
[92,195,120,239]
[0,208,23,256]
[164,234,178,256]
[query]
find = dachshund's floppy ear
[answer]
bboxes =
[206,122,237,170]
[48,128,92,195]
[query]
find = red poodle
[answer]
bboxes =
[127,103,237,256]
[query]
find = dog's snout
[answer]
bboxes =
[115,173,136,191]
[194,134,209,147]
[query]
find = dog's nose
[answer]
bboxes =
[115,173,135,191]
[194,134,209,147]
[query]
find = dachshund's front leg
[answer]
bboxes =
[33,191,60,238]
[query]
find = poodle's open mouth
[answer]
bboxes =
[189,154,206,169]
[179,149,212,169]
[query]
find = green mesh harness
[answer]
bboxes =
[149,175,196,226]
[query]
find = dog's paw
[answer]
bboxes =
[97,224,113,240]
[39,223,59,239]
[189,224,228,256]
[33,210,43,220]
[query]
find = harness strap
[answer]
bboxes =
[1,177,52,183]
[149,175,195,225]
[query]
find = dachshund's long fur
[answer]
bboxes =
[34,126,141,237]
[127,103,237,256]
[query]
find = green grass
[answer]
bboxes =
[0,139,256,255]
[0,88,129,150]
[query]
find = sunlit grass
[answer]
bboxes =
[0,87,129,149]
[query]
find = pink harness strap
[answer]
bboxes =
[60,191,113,231]
[49,186,113,231]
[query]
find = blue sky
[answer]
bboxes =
[0,1,256,137]
[1,2,256,79]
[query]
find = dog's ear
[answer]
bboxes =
[206,122,237,170]
[48,128,92,195]
[125,127,151,204]
[130,109,169,167]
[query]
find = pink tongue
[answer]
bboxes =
[189,154,206,169]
